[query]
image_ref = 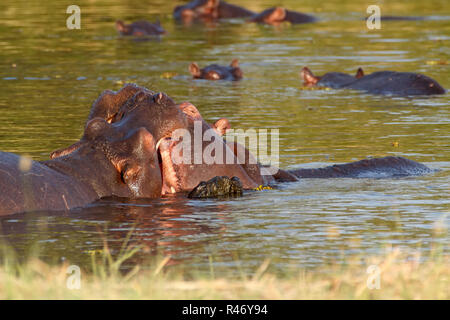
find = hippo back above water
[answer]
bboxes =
[301,67,445,96]
[115,20,166,36]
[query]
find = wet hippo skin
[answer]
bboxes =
[301,67,445,96]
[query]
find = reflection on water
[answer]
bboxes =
[0,0,449,274]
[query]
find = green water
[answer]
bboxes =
[0,0,448,273]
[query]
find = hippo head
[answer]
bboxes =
[50,85,187,197]
[300,67,364,87]
[155,101,258,193]
[189,59,243,80]
[115,20,132,35]
[174,0,220,22]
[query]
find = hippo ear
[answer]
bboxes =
[266,7,286,23]
[179,102,202,121]
[112,128,162,198]
[115,20,127,33]
[355,67,364,79]
[230,59,239,68]
[189,63,201,78]
[212,118,231,136]
[300,67,319,85]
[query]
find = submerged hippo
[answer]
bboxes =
[115,20,166,36]
[189,59,243,80]
[0,84,434,215]
[249,7,316,25]
[301,67,446,96]
[174,0,254,22]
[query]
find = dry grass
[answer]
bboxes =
[0,245,448,300]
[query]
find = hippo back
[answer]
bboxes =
[347,71,445,95]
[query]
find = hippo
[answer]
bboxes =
[189,59,243,80]
[188,176,243,198]
[115,20,166,36]
[0,86,190,216]
[249,7,316,25]
[1,84,435,215]
[300,67,446,96]
[173,0,254,23]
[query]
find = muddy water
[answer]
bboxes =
[0,0,448,274]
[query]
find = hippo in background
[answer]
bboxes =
[115,20,166,36]
[301,67,446,96]
[174,0,254,23]
[189,59,243,80]
[249,7,316,25]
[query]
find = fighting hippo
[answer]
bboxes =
[115,20,166,36]
[73,85,433,187]
[174,0,254,23]
[1,84,435,215]
[249,7,316,25]
[189,59,243,80]
[366,16,425,21]
[300,67,445,96]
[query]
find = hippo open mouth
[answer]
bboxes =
[156,136,181,195]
